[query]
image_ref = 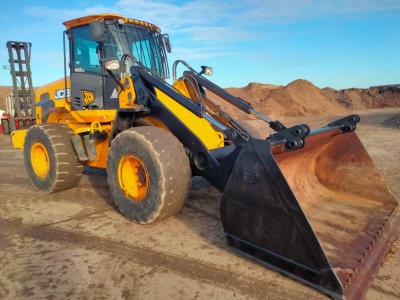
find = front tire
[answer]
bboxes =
[24,124,83,192]
[107,126,191,224]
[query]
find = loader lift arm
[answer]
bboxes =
[128,63,315,184]
[131,62,314,153]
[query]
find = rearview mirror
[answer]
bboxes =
[90,21,105,43]
[163,34,171,53]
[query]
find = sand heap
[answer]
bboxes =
[208,80,400,119]
[1,81,399,118]
[321,86,400,111]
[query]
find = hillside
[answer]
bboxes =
[208,80,400,119]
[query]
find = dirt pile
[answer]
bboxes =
[255,79,348,117]
[208,81,400,119]
[1,81,399,118]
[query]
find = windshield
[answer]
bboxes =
[102,22,169,79]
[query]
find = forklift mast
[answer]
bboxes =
[4,41,36,132]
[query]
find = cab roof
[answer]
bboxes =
[63,13,161,32]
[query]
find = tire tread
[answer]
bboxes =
[107,126,191,223]
[24,124,83,193]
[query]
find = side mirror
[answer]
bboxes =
[90,21,105,43]
[200,66,213,76]
[163,34,171,53]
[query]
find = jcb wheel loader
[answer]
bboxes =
[11,14,398,299]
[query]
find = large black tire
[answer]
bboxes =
[2,119,10,135]
[107,126,192,224]
[24,124,83,192]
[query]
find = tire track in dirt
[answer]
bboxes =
[0,217,321,300]
[369,284,400,298]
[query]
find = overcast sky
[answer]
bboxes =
[0,0,399,89]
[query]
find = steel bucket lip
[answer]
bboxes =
[271,129,399,299]
[341,208,400,299]
[226,233,345,300]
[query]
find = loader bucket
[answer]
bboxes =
[220,127,398,299]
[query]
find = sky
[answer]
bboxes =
[0,0,399,89]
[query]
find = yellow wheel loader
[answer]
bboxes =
[11,14,398,299]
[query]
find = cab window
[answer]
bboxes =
[72,26,101,74]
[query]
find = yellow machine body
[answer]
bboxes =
[15,71,224,169]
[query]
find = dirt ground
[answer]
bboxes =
[0,108,399,300]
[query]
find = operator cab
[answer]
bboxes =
[63,14,171,110]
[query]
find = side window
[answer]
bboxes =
[73,26,101,74]
[132,40,152,69]
[131,30,163,76]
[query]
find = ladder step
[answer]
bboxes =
[71,135,89,161]
[84,134,97,161]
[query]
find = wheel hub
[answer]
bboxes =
[118,154,150,201]
[31,142,50,178]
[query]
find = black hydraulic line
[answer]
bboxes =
[172,60,197,82]
[183,71,253,114]
[181,72,206,109]
[182,70,291,132]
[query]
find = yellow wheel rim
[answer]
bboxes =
[31,142,50,178]
[118,154,150,201]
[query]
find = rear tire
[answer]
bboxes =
[24,124,83,192]
[107,126,191,224]
[2,119,10,135]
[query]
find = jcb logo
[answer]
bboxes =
[54,88,70,100]
[81,90,95,105]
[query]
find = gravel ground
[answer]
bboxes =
[0,108,399,300]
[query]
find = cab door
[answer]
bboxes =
[69,25,104,110]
